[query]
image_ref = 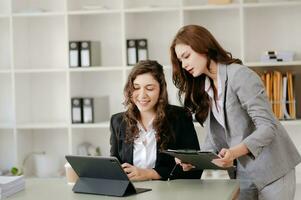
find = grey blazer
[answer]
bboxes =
[202,63,301,190]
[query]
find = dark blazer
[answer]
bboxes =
[110,105,202,180]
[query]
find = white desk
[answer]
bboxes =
[7,178,239,200]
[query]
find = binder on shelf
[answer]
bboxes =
[71,98,83,123]
[287,72,296,119]
[69,41,80,67]
[272,71,283,119]
[137,39,148,62]
[80,41,101,67]
[258,70,296,120]
[83,98,94,123]
[126,39,137,66]
[282,75,290,119]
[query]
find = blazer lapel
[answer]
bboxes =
[123,142,133,164]
[119,122,134,164]
[219,64,232,143]
[205,64,230,151]
[219,64,229,130]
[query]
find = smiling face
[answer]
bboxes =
[132,73,160,114]
[175,43,208,77]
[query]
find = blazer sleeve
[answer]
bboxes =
[168,108,203,179]
[153,107,202,180]
[110,115,121,161]
[229,66,278,158]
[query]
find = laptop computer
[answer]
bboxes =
[65,155,151,197]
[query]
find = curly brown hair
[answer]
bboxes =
[170,25,242,126]
[123,60,173,150]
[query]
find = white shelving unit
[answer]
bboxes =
[0,0,301,179]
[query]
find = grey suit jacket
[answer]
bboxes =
[202,63,301,190]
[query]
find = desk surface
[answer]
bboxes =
[8,178,239,200]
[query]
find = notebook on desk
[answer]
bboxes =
[65,155,151,197]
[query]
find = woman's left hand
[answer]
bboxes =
[211,148,235,168]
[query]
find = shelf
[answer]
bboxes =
[68,0,122,12]
[12,12,65,17]
[0,123,14,129]
[124,0,181,10]
[17,129,68,177]
[69,66,124,72]
[15,68,67,73]
[246,61,301,67]
[183,8,242,59]
[68,9,121,15]
[124,7,180,13]
[0,129,15,171]
[70,71,124,117]
[125,11,180,66]
[0,15,9,18]
[183,4,240,10]
[13,16,67,70]
[16,122,68,130]
[0,18,11,70]
[0,0,10,16]
[68,13,123,66]
[126,65,172,70]
[193,120,301,128]
[15,73,68,125]
[243,1,301,8]
[12,0,66,14]
[280,119,301,127]
[244,5,301,62]
[71,121,110,129]
[0,70,11,74]
[0,74,13,125]
[72,127,111,156]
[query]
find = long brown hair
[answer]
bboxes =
[170,25,242,126]
[123,60,172,150]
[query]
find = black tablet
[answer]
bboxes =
[65,155,151,197]
[162,149,227,170]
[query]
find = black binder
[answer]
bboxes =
[80,41,101,67]
[82,98,94,123]
[69,41,80,67]
[65,155,151,197]
[71,98,83,123]
[126,39,137,66]
[137,39,148,61]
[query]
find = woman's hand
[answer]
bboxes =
[175,158,196,171]
[212,144,250,168]
[211,148,235,168]
[121,163,160,181]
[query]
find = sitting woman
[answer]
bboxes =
[110,60,202,181]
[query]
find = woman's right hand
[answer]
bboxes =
[175,158,196,171]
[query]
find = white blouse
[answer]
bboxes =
[205,64,225,129]
[133,120,157,169]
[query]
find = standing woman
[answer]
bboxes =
[170,25,301,199]
[110,60,202,181]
